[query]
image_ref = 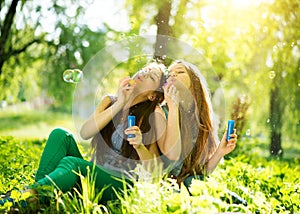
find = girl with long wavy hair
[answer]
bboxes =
[161,60,237,185]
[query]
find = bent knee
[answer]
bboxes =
[49,128,72,138]
[59,156,80,169]
[59,156,89,175]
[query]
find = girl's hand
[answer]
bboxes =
[124,126,143,149]
[217,129,237,156]
[116,77,135,106]
[163,80,180,108]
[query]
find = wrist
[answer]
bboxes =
[134,143,145,150]
[215,148,225,158]
[113,100,125,111]
[168,104,179,115]
[167,101,179,109]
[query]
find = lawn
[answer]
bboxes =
[0,103,76,139]
[0,105,299,213]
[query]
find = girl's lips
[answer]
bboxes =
[167,77,176,83]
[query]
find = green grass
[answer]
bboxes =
[0,136,299,213]
[0,105,76,139]
[0,107,299,213]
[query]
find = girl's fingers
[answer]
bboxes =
[164,81,177,94]
[124,84,134,92]
[166,84,178,97]
[230,133,238,139]
[119,77,130,86]
[125,127,143,148]
[163,81,172,92]
[118,77,131,92]
[125,126,142,138]
[124,126,139,133]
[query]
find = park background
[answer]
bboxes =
[0,0,299,213]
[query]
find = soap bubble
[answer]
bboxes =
[63,69,73,82]
[63,69,83,83]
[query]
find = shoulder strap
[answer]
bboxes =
[161,104,169,119]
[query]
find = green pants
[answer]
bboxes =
[34,128,131,203]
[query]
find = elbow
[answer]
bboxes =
[162,147,181,161]
[163,141,181,161]
[166,152,181,161]
[80,127,90,140]
[80,132,88,141]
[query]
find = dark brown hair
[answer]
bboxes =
[91,62,167,162]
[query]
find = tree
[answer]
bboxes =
[0,0,48,103]
[265,0,300,156]
[0,0,108,110]
[154,0,172,61]
[0,0,43,75]
[152,0,300,156]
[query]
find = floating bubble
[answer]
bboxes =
[72,69,83,82]
[63,69,73,82]
[269,70,276,79]
[63,69,83,83]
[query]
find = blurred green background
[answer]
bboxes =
[0,0,299,160]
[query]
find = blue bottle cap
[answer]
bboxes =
[226,120,235,141]
[128,115,136,138]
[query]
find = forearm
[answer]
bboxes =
[161,106,181,160]
[135,144,156,161]
[206,149,224,175]
[80,101,124,140]
[135,145,163,170]
[206,130,238,174]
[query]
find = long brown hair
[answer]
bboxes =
[91,62,167,163]
[171,60,219,183]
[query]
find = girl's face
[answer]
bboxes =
[168,63,191,89]
[132,65,162,93]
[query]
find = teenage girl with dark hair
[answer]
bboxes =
[1,62,167,206]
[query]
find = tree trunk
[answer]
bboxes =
[0,0,19,75]
[269,79,283,156]
[154,0,172,62]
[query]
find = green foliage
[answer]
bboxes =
[56,167,110,213]
[115,156,299,213]
[0,136,299,213]
[1,0,299,145]
[1,0,300,211]
[0,107,76,139]
[0,136,44,193]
